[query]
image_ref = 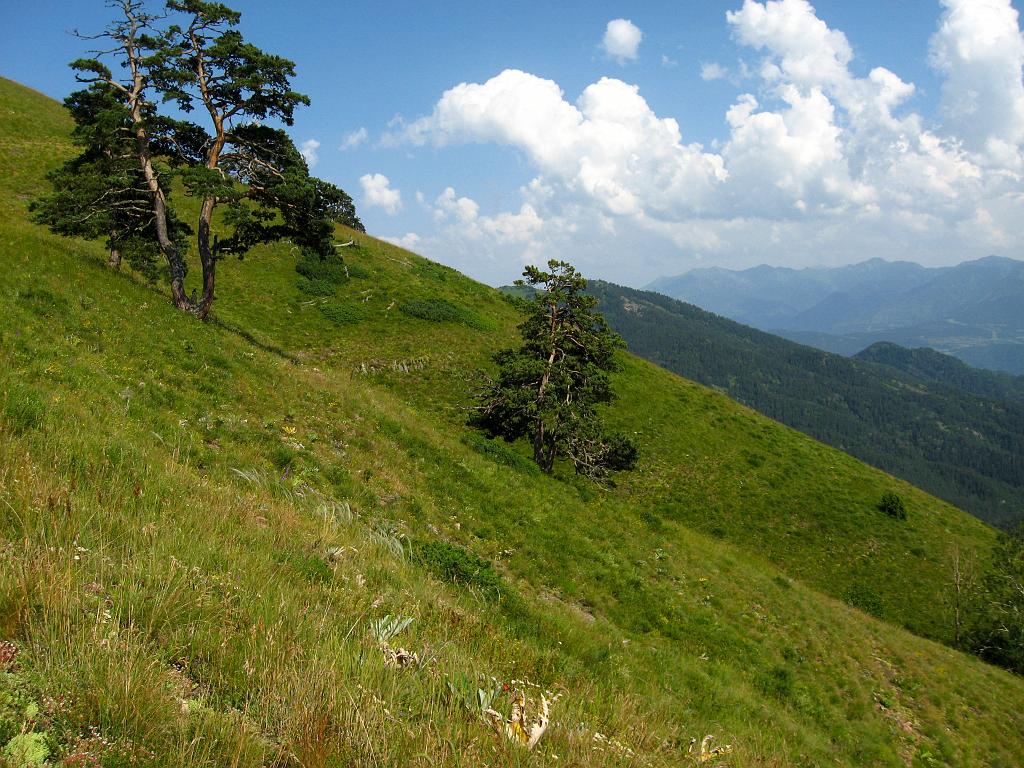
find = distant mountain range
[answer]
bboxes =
[588,280,1024,529]
[647,256,1024,374]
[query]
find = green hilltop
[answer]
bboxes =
[1,76,1023,766]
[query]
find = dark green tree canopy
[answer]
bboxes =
[33,0,361,319]
[30,76,190,278]
[471,260,638,481]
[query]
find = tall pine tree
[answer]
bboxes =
[471,260,638,481]
[35,0,360,319]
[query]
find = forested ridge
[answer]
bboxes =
[856,341,1024,402]
[591,281,1024,529]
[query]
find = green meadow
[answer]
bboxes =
[0,76,1022,767]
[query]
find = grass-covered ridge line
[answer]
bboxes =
[1,75,1023,766]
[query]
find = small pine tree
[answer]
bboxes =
[878,491,907,520]
[471,260,638,482]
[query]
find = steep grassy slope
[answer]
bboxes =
[589,280,1024,530]
[2,76,1024,767]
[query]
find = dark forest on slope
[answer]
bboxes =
[589,281,1024,530]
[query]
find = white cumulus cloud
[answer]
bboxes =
[701,62,729,81]
[397,69,726,222]
[359,173,403,215]
[383,232,421,250]
[602,19,643,63]
[340,127,368,151]
[299,138,320,168]
[433,187,480,224]
[385,1,1024,285]
[930,0,1024,166]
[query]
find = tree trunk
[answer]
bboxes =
[193,196,218,320]
[533,419,546,469]
[136,137,193,314]
[108,229,122,270]
[118,19,198,316]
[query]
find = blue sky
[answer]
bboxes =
[3,1,1024,287]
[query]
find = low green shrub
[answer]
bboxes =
[319,302,365,326]
[843,581,884,618]
[414,540,504,600]
[413,261,457,283]
[345,263,370,280]
[296,277,336,297]
[878,491,907,520]
[398,298,489,330]
[461,433,539,474]
[295,253,349,284]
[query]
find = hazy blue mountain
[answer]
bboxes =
[587,280,1024,529]
[647,256,1024,374]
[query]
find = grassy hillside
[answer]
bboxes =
[2,76,1024,767]
[589,280,1024,530]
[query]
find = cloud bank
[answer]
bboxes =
[386,0,1024,284]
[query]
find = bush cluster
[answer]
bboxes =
[319,302,365,326]
[399,298,488,330]
[878,491,907,520]
[460,433,539,475]
[414,540,504,600]
[295,251,350,296]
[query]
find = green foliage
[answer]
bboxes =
[295,277,336,297]
[2,733,49,767]
[856,342,1024,403]
[412,261,459,283]
[460,433,539,475]
[295,252,349,285]
[29,79,190,279]
[445,673,503,714]
[399,298,488,330]
[472,261,638,480]
[966,526,1024,674]
[879,492,908,520]
[319,301,365,326]
[345,262,370,280]
[1,382,45,434]
[37,0,361,318]
[414,541,504,600]
[310,177,364,233]
[844,582,884,618]
[589,280,1024,529]
[369,615,414,645]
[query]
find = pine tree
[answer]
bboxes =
[38,0,359,319]
[471,260,638,481]
[30,72,189,278]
